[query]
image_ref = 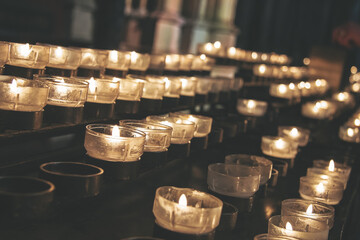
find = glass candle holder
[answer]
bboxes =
[203,57,215,72]
[306,167,347,189]
[170,113,212,137]
[198,42,226,57]
[270,83,300,99]
[299,176,344,205]
[178,76,197,97]
[332,92,355,108]
[79,48,107,69]
[153,186,223,235]
[339,125,360,143]
[146,116,196,144]
[84,124,146,162]
[0,76,49,111]
[281,199,335,229]
[237,99,268,117]
[225,154,273,185]
[119,120,172,152]
[254,233,300,240]
[0,41,9,67]
[149,54,165,71]
[146,75,181,98]
[80,77,120,104]
[117,77,145,101]
[165,54,180,71]
[191,54,206,71]
[261,136,298,159]
[230,78,244,92]
[141,78,166,100]
[312,79,329,95]
[38,76,88,107]
[345,116,360,128]
[179,54,194,71]
[278,126,310,147]
[196,77,212,95]
[301,100,337,119]
[8,42,49,69]
[312,159,351,183]
[268,215,329,240]
[129,51,151,71]
[207,163,261,198]
[43,45,81,70]
[106,50,131,71]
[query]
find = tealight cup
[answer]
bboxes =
[141,78,166,100]
[153,186,223,234]
[179,76,197,97]
[237,99,268,117]
[170,113,213,137]
[278,126,310,147]
[146,116,196,144]
[84,124,146,162]
[38,76,88,107]
[261,136,298,159]
[129,51,151,71]
[269,83,300,99]
[312,159,351,183]
[105,50,131,71]
[8,42,49,69]
[268,215,329,240]
[207,163,261,198]
[299,176,344,205]
[79,48,107,70]
[339,125,360,143]
[306,167,347,189]
[164,54,180,71]
[146,75,181,98]
[281,199,335,229]
[0,41,9,67]
[254,233,300,240]
[45,45,82,70]
[301,100,337,119]
[119,120,172,152]
[0,76,49,112]
[332,92,355,108]
[179,54,194,72]
[117,77,145,101]
[225,154,272,185]
[82,77,119,104]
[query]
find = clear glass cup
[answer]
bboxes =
[170,113,212,137]
[79,76,120,104]
[8,42,49,69]
[105,50,131,71]
[39,44,81,70]
[117,77,145,101]
[79,48,107,69]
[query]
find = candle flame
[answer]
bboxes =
[247,100,256,109]
[275,138,286,149]
[347,128,355,137]
[251,52,258,60]
[328,160,335,172]
[278,84,287,94]
[10,79,20,94]
[316,182,325,194]
[179,194,187,207]
[354,119,360,127]
[200,54,206,61]
[306,204,313,215]
[54,47,63,59]
[289,128,300,138]
[130,51,138,63]
[337,92,346,101]
[213,41,221,49]
[285,222,293,231]
[304,82,311,89]
[88,77,96,94]
[109,50,118,63]
[259,64,266,74]
[204,43,213,52]
[112,126,120,137]
[289,83,295,90]
[228,47,236,56]
[18,43,31,58]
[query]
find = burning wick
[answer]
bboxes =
[285,222,293,231]
[179,194,187,207]
[289,128,300,138]
[112,126,120,137]
[328,160,335,172]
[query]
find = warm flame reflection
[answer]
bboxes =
[306,204,313,215]
[179,194,187,207]
[328,160,335,172]
[285,222,293,231]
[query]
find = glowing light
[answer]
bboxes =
[298,81,305,89]
[179,194,187,207]
[278,84,287,94]
[164,77,170,89]
[109,50,118,63]
[10,79,20,94]
[247,100,256,109]
[306,204,313,215]
[204,43,213,52]
[351,66,358,74]
[251,52,258,60]
[354,119,360,126]
[259,64,266,74]
[316,182,325,194]
[130,51,139,63]
[200,54,206,61]
[112,126,120,137]
[88,77,96,94]
[304,82,311,89]
[228,47,236,56]
[275,138,286,149]
[285,222,293,231]
[289,83,295,90]
[328,160,335,172]
[18,43,31,58]
[54,47,63,59]
[214,41,221,49]
[289,128,300,138]
[303,57,311,65]
[175,119,183,124]
[347,128,355,137]
[261,53,268,61]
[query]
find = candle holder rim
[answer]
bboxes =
[208,163,261,179]
[0,75,49,89]
[254,233,300,240]
[171,112,213,121]
[119,119,173,132]
[313,159,350,170]
[281,198,335,216]
[40,161,104,178]
[155,186,223,210]
[9,41,50,51]
[300,176,344,190]
[146,116,196,127]
[278,126,310,134]
[39,76,89,87]
[225,154,273,167]
[269,215,329,232]
[86,124,146,139]
[36,43,82,53]
[119,77,146,84]
[0,176,55,197]
[238,98,268,105]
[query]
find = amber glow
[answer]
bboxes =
[179,194,187,207]
[285,222,293,231]
[316,182,325,194]
[328,160,335,172]
[112,125,120,137]
[306,204,313,215]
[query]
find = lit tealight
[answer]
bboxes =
[179,194,187,207]
[285,222,293,231]
[328,160,335,172]
[278,84,287,94]
[289,128,300,138]
[112,125,120,137]
[214,41,221,49]
[306,204,313,215]
[316,182,325,194]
